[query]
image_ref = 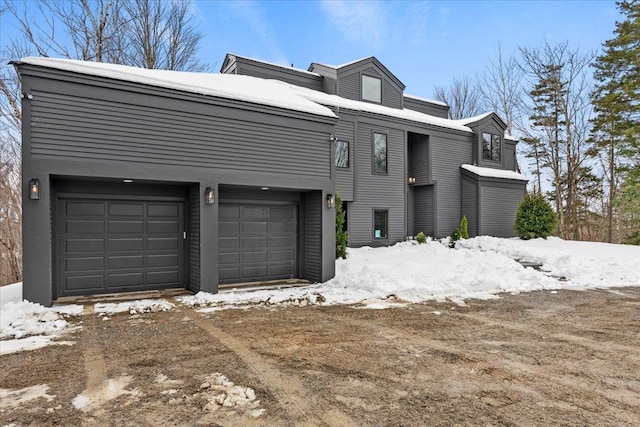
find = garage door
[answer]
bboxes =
[56,198,184,296]
[218,204,297,284]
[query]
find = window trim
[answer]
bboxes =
[482,131,502,162]
[373,208,389,240]
[361,74,382,104]
[372,132,388,175]
[335,139,350,169]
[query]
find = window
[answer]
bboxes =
[482,132,501,161]
[362,75,382,103]
[335,140,349,168]
[373,133,387,173]
[374,209,388,239]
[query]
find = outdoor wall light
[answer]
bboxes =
[327,193,336,209]
[408,176,416,185]
[29,178,40,200]
[205,187,215,205]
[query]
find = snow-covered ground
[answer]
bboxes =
[1,237,639,354]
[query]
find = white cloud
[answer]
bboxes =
[321,0,387,50]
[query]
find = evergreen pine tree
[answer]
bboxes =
[591,0,640,242]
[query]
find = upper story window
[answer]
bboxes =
[482,132,501,162]
[335,140,349,168]
[373,133,387,174]
[362,75,382,103]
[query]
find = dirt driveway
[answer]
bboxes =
[1,287,639,426]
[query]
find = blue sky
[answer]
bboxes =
[193,0,621,99]
[1,0,621,99]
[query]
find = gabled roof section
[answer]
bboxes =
[309,56,405,90]
[16,57,336,119]
[461,164,527,181]
[221,53,321,77]
[456,112,507,130]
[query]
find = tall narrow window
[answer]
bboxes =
[374,209,388,239]
[362,75,382,103]
[373,133,387,173]
[482,132,501,161]
[335,140,349,168]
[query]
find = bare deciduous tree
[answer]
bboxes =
[434,76,483,120]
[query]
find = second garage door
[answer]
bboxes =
[218,204,297,284]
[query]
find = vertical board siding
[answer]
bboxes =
[461,176,478,236]
[29,91,331,178]
[480,183,524,237]
[414,186,434,236]
[188,184,200,292]
[334,119,355,201]
[304,191,322,282]
[408,133,429,184]
[349,122,405,245]
[430,133,473,236]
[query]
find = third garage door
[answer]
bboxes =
[218,204,297,284]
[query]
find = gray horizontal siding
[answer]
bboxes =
[409,133,429,184]
[29,90,331,178]
[480,183,525,237]
[349,121,405,246]
[383,80,403,109]
[334,119,355,201]
[431,133,474,237]
[403,98,449,119]
[504,143,516,171]
[338,72,360,101]
[461,176,478,236]
[235,62,323,91]
[323,77,337,95]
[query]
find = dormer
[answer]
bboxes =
[309,57,405,109]
[459,112,508,168]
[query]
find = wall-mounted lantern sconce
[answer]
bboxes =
[326,194,336,209]
[329,134,337,142]
[29,178,40,200]
[205,187,215,205]
[408,176,416,185]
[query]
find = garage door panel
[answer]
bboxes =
[147,204,179,217]
[66,202,105,216]
[242,251,267,263]
[148,221,179,234]
[67,220,104,234]
[108,272,143,288]
[147,237,179,250]
[65,238,105,253]
[109,203,144,216]
[147,254,179,268]
[242,221,268,234]
[66,257,103,272]
[109,220,144,234]
[219,203,297,285]
[57,197,184,297]
[65,275,104,290]
[109,255,143,269]
[109,238,144,252]
[147,271,180,285]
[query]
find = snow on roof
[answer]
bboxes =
[461,164,528,181]
[289,84,473,133]
[313,56,375,69]
[403,94,448,107]
[505,134,519,142]
[455,112,494,125]
[17,57,336,119]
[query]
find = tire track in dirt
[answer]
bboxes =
[316,308,640,425]
[79,304,108,426]
[185,310,358,427]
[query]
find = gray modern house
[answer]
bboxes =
[15,54,526,306]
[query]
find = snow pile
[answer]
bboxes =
[179,237,640,310]
[0,282,22,306]
[95,299,175,316]
[0,384,55,409]
[457,236,640,287]
[0,299,82,355]
[193,373,264,418]
[72,376,141,412]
